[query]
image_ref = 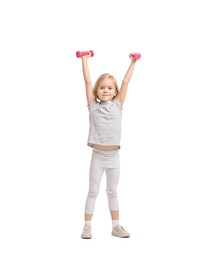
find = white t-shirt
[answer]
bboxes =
[87,99,123,148]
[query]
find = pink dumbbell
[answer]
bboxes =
[130,52,141,61]
[76,50,94,58]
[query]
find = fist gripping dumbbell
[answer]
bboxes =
[130,52,141,61]
[76,50,94,58]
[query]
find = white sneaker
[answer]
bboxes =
[81,225,92,239]
[112,225,130,238]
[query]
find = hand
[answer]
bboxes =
[129,52,141,61]
[76,50,94,59]
[81,51,92,60]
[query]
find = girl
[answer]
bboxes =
[79,51,140,238]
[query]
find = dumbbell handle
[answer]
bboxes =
[76,50,94,58]
[130,52,141,61]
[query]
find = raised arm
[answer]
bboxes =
[116,53,139,106]
[81,52,94,106]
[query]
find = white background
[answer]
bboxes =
[0,0,212,259]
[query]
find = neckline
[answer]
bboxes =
[100,100,112,105]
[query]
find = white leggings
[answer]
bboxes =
[84,148,120,214]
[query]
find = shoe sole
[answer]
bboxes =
[112,233,130,238]
[81,234,92,239]
[81,237,92,239]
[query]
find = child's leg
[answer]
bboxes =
[81,149,104,238]
[105,155,130,237]
[105,150,120,226]
[84,149,104,221]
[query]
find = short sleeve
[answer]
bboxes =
[87,100,97,110]
[113,98,123,109]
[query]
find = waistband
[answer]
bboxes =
[92,148,119,157]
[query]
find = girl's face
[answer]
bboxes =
[97,78,117,102]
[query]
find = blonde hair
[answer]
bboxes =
[93,73,119,101]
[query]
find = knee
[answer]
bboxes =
[106,188,117,199]
[88,188,99,198]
